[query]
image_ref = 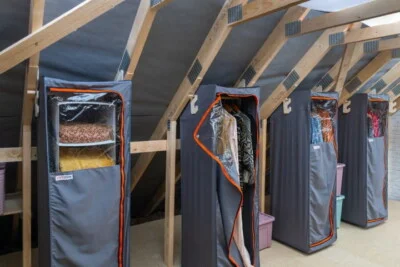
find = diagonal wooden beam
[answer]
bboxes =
[313,37,400,92]
[115,0,173,81]
[365,62,400,94]
[339,51,394,105]
[228,0,308,27]
[285,0,400,37]
[331,23,362,94]
[339,22,400,46]
[130,0,306,192]
[0,0,125,75]
[235,6,310,87]
[144,6,310,215]
[260,25,349,119]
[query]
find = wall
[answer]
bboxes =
[389,112,400,200]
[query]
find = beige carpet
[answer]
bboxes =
[1,201,399,267]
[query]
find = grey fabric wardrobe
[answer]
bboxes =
[338,93,389,228]
[269,91,338,253]
[180,85,260,267]
[37,77,132,267]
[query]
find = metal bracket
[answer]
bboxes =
[285,21,301,36]
[151,0,162,7]
[228,4,243,24]
[392,48,400,58]
[318,74,334,91]
[363,40,379,53]
[187,59,203,85]
[283,70,300,90]
[189,94,199,115]
[239,66,256,87]
[390,99,397,114]
[343,100,351,114]
[283,98,292,114]
[329,32,345,46]
[372,79,387,93]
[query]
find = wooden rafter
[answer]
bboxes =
[235,6,310,87]
[228,0,307,27]
[115,0,173,80]
[130,0,306,192]
[144,6,310,216]
[0,0,125,75]
[366,62,400,94]
[260,25,349,119]
[392,94,400,114]
[313,37,400,92]
[386,81,400,100]
[340,22,400,45]
[331,23,362,94]
[285,0,400,37]
[338,51,394,105]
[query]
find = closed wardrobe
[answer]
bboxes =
[37,77,132,267]
[180,85,260,267]
[339,94,389,228]
[269,91,338,253]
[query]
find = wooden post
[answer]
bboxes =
[164,120,177,267]
[22,125,32,267]
[259,119,267,213]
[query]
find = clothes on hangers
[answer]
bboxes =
[311,113,323,144]
[368,110,381,138]
[211,102,253,267]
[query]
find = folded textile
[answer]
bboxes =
[60,147,115,172]
[59,123,113,144]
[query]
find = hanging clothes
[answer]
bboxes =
[230,108,255,188]
[318,109,335,143]
[310,113,323,144]
[212,103,253,267]
[368,110,381,138]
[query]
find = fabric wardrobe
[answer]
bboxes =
[338,93,389,228]
[269,91,338,253]
[180,85,260,267]
[37,77,132,267]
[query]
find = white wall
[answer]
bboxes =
[389,112,400,200]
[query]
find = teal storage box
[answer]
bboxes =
[336,195,345,228]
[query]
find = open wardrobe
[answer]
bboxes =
[269,91,338,253]
[180,85,260,267]
[37,77,132,267]
[339,94,389,228]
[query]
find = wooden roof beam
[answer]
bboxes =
[115,0,173,80]
[146,6,310,215]
[130,0,306,191]
[228,0,308,27]
[260,25,349,119]
[0,0,125,75]
[235,6,310,87]
[365,62,400,94]
[286,0,400,37]
[386,81,400,100]
[339,51,394,105]
[313,37,400,92]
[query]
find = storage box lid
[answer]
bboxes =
[259,213,275,225]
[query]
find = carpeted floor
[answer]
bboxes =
[1,201,399,266]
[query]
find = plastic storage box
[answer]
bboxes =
[336,163,345,195]
[336,195,345,228]
[0,163,5,215]
[259,213,275,250]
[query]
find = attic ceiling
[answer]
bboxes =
[0,0,398,218]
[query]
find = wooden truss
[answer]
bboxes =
[2,1,400,267]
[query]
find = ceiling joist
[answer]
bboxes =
[115,0,173,80]
[285,0,400,37]
[130,0,306,191]
[313,37,400,92]
[0,0,125,75]
[338,50,394,105]
[260,25,349,119]
[366,62,400,94]
[145,6,310,215]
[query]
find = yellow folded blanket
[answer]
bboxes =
[60,147,115,172]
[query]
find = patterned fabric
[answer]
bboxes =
[59,123,113,144]
[319,109,335,143]
[368,110,381,138]
[231,109,255,187]
[311,113,323,144]
[211,103,253,267]
[59,147,115,172]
